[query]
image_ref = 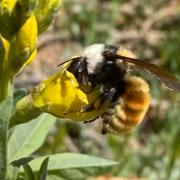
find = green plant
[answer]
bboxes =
[0,1,118,179]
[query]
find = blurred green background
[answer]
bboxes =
[15,0,180,179]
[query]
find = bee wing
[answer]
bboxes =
[117,55,180,91]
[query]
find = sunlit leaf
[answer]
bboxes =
[28,153,119,171]
[37,157,49,180]
[8,113,56,163]
[23,164,35,180]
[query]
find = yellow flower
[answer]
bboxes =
[32,62,108,121]
[10,61,108,127]
[0,0,62,75]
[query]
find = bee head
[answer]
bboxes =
[81,44,118,73]
[82,44,136,74]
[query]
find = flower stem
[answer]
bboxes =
[0,85,13,179]
[0,118,7,180]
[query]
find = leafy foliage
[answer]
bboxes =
[19,153,118,180]
[0,0,180,180]
[8,114,56,163]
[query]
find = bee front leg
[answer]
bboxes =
[101,87,116,104]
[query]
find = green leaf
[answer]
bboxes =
[23,164,35,180]
[25,153,118,180]
[47,175,65,180]
[11,157,34,167]
[0,93,13,121]
[7,164,20,180]
[37,157,49,180]
[8,113,56,163]
[28,153,119,171]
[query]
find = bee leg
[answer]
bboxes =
[81,103,96,112]
[80,95,103,113]
[81,87,116,113]
[101,87,116,104]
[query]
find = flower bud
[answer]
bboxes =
[18,0,39,12]
[0,0,17,38]
[0,35,10,70]
[34,0,62,34]
[0,36,6,68]
[0,0,17,14]
[8,14,37,75]
[0,35,10,101]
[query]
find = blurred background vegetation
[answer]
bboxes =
[14,0,180,179]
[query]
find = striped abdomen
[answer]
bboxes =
[102,76,150,134]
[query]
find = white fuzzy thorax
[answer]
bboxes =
[82,44,105,73]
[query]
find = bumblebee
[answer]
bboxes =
[58,44,180,134]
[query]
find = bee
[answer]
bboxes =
[58,44,180,134]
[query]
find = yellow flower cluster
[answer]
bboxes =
[0,0,61,101]
[0,0,62,74]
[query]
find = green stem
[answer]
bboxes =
[0,72,10,102]
[0,118,7,180]
[0,84,13,180]
[9,95,41,128]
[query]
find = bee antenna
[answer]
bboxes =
[57,57,80,67]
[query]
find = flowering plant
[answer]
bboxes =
[0,1,117,179]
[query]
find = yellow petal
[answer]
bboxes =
[0,35,10,69]
[32,62,108,121]
[8,14,37,74]
[12,14,37,55]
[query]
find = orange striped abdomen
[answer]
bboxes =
[102,76,150,134]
